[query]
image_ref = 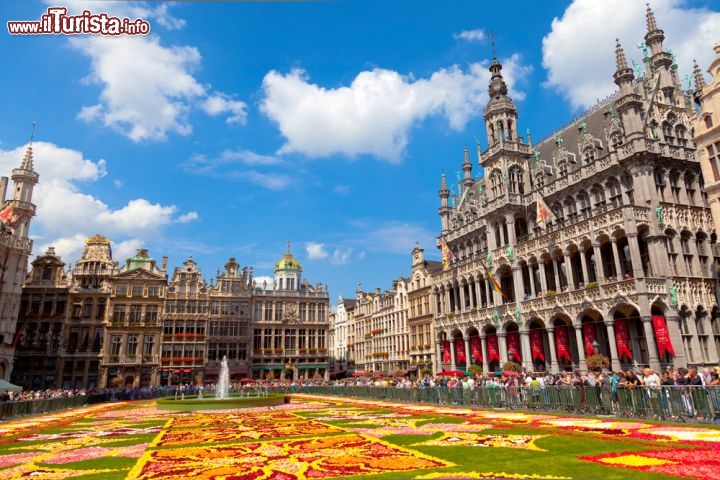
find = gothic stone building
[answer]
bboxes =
[433,6,718,375]
[0,143,38,380]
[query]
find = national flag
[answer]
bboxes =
[12,317,30,348]
[481,259,507,300]
[536,193,556,228]
[441,237,455,270]
[365,294,374,302]
[0,205,20,226]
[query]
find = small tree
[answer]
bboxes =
[586,353,610,371]
[467,365,483,376]
[502,361,522,373]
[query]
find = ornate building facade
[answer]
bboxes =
[101,249,165,388]
[0,143,38,380]
[432,6,718,375]
[10,247,67,389]
[351,279,410,375]
[694,44,720,257]
[408,243,441,376]
[251,246,331,380]
[329,296,354,378]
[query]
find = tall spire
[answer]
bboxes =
[614,39,635,91]
[693,59,707,91]
[645,3,657,32]
[615,39,629,70]
[20,121,36,171]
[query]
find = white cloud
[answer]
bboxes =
[453,29,486,42]
[331,248,352,265]
[260,57,531,162]
[52,1,248,141]
[245,171,292,190]
[200,94,248,125]
[306,242,329,259]
[221,150,283,166]
[177,211,199,223]
[543,0,720,109]
[352,221,436,255]
[0,141,195,263]
[181,150,290,190]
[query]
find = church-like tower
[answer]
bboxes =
[1,140,39,380]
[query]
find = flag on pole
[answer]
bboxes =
[441,237,455,270]
[0,205,23,227]
[12,317,30,348]
[481,259,507,300]
[536,193,556,228]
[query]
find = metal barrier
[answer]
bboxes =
[0,395,88,420]
[293,385,720,422]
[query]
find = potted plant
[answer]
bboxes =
[502,361,522,373]
[585,281,599,289]
[586,353,610,371]
[546,290,556,298]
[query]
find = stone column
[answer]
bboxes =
[641,316,660,370]
[529,264,537,297]
[604,320,619,371]
[480,333,489,373]
[627,233,644,278]
[435,339,443,374]
[592,242,605,280]
[574,325,587,370]
[450,339,457,370]
[464,337,472,369]
[552,256,561,292]
[498,332,508,364]
[564,250,575,290]
[539,261,548,292]
[579,247,589,285]
[520,329,532,372]
[611,239,623,278]
[546,326,559,372]
[513,266,524,301]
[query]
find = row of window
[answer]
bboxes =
[115,284,162,297]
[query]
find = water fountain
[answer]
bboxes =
[157,355,288,410]
[216,355,230,400]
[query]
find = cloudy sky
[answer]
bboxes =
[1,0,718,302]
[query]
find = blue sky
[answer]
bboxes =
[1,0,719,302]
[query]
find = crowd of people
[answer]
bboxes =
[0,388,85,402]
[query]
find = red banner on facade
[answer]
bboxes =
[470,336,482,362]
[652,315,676,357]
[507,331,521,362]
[555,325,572,363]
[487,333,500,363]
[530,329,545,362]
[582,322,597,355]
[441,340,451,363]
[454,337,466,363]
[614,318,633,360]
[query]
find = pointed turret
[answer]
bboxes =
[613,39,635,93]
[644,3,673,83]
[693,59,707,91]
[483,57,519,147]
[462,145,472,179]
[438,171,451,232]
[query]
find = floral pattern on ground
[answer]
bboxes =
[153,420,344,446]
[129,433,450,480]
[166,411,299,429]
[410,432,547,451]
[414,472,571,479]
[0,464,123,480]
[582,448,720,480]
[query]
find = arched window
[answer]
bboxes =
[606,177,622,207]
[508,166,524,194]
[676,125,688,147]
[583,146,595,163]
[534,171,545,189]
[552,202,564,225]
[665,229,678,275]
[662,121,675,145]
[558,160,568,178]
[565,196,577,222]
[669,170,681,203]
[577,191,591,217]
[490,170,504,198]
[684,172,696,205]
[591,183,606,209]
[610,130,623,147]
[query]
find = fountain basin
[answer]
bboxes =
[156,393,289,411]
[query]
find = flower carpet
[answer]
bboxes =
[0,395,718,479]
